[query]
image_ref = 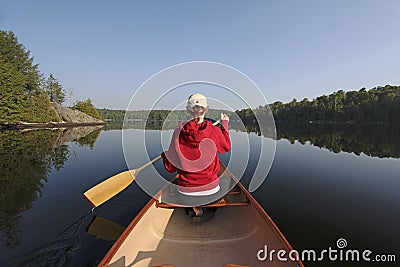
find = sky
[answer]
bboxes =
[1,0,400,110]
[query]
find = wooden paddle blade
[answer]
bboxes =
[86,216,125,241]
[83,170,136,207]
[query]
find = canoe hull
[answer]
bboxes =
[98,166,304,267]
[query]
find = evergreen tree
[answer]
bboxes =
[0,30,58,124]
[0,55,27,123]
[44,74,65,104]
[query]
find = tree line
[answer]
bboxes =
[237,85,400,124]
[0,31,99,125]
[98,108,233,123]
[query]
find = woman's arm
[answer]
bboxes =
[215,113,231,153]
[161,151,177,173]
[161,128,179,173]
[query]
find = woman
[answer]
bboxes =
[161,93,231,218]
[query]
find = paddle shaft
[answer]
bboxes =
[136,155,162,172]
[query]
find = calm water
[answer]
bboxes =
[0,124,399,266]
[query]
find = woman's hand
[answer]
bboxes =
[220,113,229,121]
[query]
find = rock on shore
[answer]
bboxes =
[50,102,104,124]
[0,103,105,129]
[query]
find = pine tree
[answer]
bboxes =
[0,30,58,124]
[0,56,27,123]
[44,74,65,104]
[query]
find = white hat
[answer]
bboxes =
[187,93,208,108]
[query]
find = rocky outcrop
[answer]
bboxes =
[0,103,105,129]
[50,102,104,124]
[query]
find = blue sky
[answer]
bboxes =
[1,0,400,109]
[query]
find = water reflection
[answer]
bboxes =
[1,123,397,266]
[275,123,400,159]
[107,119,400,159]
[0,126,102,249]
[228,121,400,159]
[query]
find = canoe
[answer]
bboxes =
[98,162,304,267]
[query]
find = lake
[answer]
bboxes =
[0,123,399,266]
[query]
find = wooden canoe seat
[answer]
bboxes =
[156,197,249,208]
[155,185,249,209]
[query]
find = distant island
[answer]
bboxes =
[0,30,104,129]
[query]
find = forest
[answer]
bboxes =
[237,85,400,124]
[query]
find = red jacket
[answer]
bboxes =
[161,120,230,193]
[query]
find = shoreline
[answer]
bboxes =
[0,121,106,130]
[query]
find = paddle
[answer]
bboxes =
[86,216,125,241]
[83,155,161,207]
[83,119,220,208]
